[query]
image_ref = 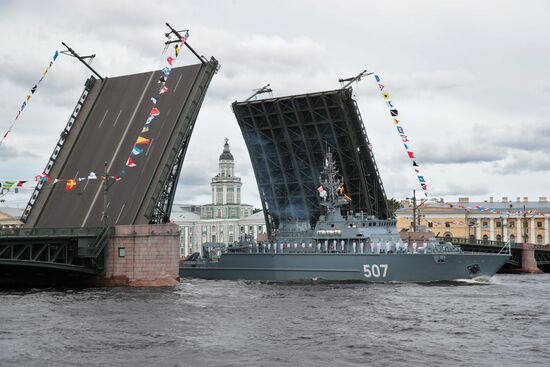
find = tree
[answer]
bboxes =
[387,198,401,218]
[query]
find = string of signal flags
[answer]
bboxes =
[1,27,191,197]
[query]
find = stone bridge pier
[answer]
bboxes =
[520,243,544,274]
[92,223,180,286]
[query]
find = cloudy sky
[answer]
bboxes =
[1,0,549,209]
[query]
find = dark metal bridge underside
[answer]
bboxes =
[233,88,389,237]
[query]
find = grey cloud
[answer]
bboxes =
[0,144,39,162]
[417,142,503,164]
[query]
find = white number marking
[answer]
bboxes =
[363,264,388,278]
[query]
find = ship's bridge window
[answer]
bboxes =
[434,255,446,263]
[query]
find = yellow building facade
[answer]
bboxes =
[396,197,550,245]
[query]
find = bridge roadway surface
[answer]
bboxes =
[27,64,203,228]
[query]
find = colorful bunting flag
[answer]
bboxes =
[150,97,157,104]
[145,116,154,125]
[131,146,143,155]
[162,67,171,77]
[150,107,160,116]
[174,44,180,57]
[2,181,16,189]
[126,157,136,167]
[141,126,150,133]
[373,73,430,195]
[136,137,150,145]
[1,50,60,146]
[65,179,77,191]
[160,85,169,94]
[167,56,175,66]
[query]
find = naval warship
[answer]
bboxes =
[180,149,510,282]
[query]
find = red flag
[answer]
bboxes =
[407,151,415,159]
[16,181,27,187]
[126,157,136,167]
[160,85,169,94]
[65,179,76,191]
[167,56,175,66]
[150,107,160,116]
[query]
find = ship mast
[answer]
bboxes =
[319,147,347,214]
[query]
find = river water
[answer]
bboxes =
[1,274,549,366]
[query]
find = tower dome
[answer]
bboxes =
[219,138,234,161]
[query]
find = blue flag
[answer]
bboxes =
[131,146,143,156]
[375,75,381,82]
[53,50,59,61]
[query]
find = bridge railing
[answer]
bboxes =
[0,227,104,238]
[438,236,549,251]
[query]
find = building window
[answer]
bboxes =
[212,235,216,242]
[537,221,543,228]
[428,222,433,228]
[510,234,516,243]
[496,222,501,228]
[496,234,502,242]
[258,225,263,232]
[509,221,515,228]
[482,235,488,243]
[240,226,244,232]
[482,221,488,228]
[445,222,450,228]
[217,209,222,218]
[537,235,543,245]
[249,226,253,232]
[444,232,451,242]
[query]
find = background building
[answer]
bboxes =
[0,207,23,229]
[172,139,266,257]
[396,196,549,245]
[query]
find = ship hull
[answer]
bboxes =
[180,253,509,282]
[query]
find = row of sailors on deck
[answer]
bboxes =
[251,240,429,254]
